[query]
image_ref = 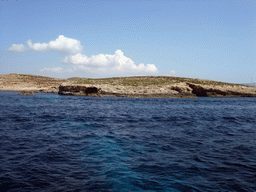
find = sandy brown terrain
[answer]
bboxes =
[1,73,256,98]
[0,73,68,93]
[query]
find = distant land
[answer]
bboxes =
[242,83,256,87]
[1,73,256,98]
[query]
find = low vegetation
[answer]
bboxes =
[1,74,244,90]
[70,76,241,87]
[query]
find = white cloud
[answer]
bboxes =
[64,50,158,74]
[8,44,28,52]
[8,35,82,55]
[26,35,83,55]
[39,67,73,73]
[170,70,176,74]
[8,36,158,76]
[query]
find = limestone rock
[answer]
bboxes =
[3,74,256,98]
[58,84,197,98]
[18,91,34,95]
[40,88,58,93]
[58,85,100,96]
[187,83,256,97]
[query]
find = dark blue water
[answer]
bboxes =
[0,92,256,192]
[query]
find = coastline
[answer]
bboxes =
[1,73,256,98]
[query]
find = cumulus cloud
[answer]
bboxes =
[8,35,82,55]
[8,35,158,75]
[26,35,83,55]
[8,44,28,52]
[63,50,158,74]
[39,67,73,73]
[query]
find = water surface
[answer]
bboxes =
[0,92,256,191]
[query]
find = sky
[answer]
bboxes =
[0,0,255,83]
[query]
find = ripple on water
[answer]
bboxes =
[0,93,256,191]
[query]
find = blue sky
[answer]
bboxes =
[0,0,255,83]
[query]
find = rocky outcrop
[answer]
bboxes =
[58,82,256,98]
[187,83,256,97]
[37,88,59,93]
[170,85,193,94]
[18,91,35,95]
[3,74,256,98]
[58,83,197,98]
[58,85,100,96]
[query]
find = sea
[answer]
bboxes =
[0,91,256,192]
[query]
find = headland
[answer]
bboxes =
[1,73,256,98]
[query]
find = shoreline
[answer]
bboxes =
[1,74,256,98]
[2,89,256,98]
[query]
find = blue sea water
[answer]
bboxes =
[0,91,256,192]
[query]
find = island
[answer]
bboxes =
[1,73,256,98]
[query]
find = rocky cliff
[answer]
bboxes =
[57,82,196,98]
[187,83,256,97]
[1,74,256,98]
[58,85,100,96]
[58,82,256,98]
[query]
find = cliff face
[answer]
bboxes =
[57,82,197,98]
[58,85,100,96]
[58,82,256,98]
[187,83,256,97]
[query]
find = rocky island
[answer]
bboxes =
[1,73,256,98]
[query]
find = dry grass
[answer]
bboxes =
[1,74,242,88]
[70,76,239,87]
[1,73,67,87]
